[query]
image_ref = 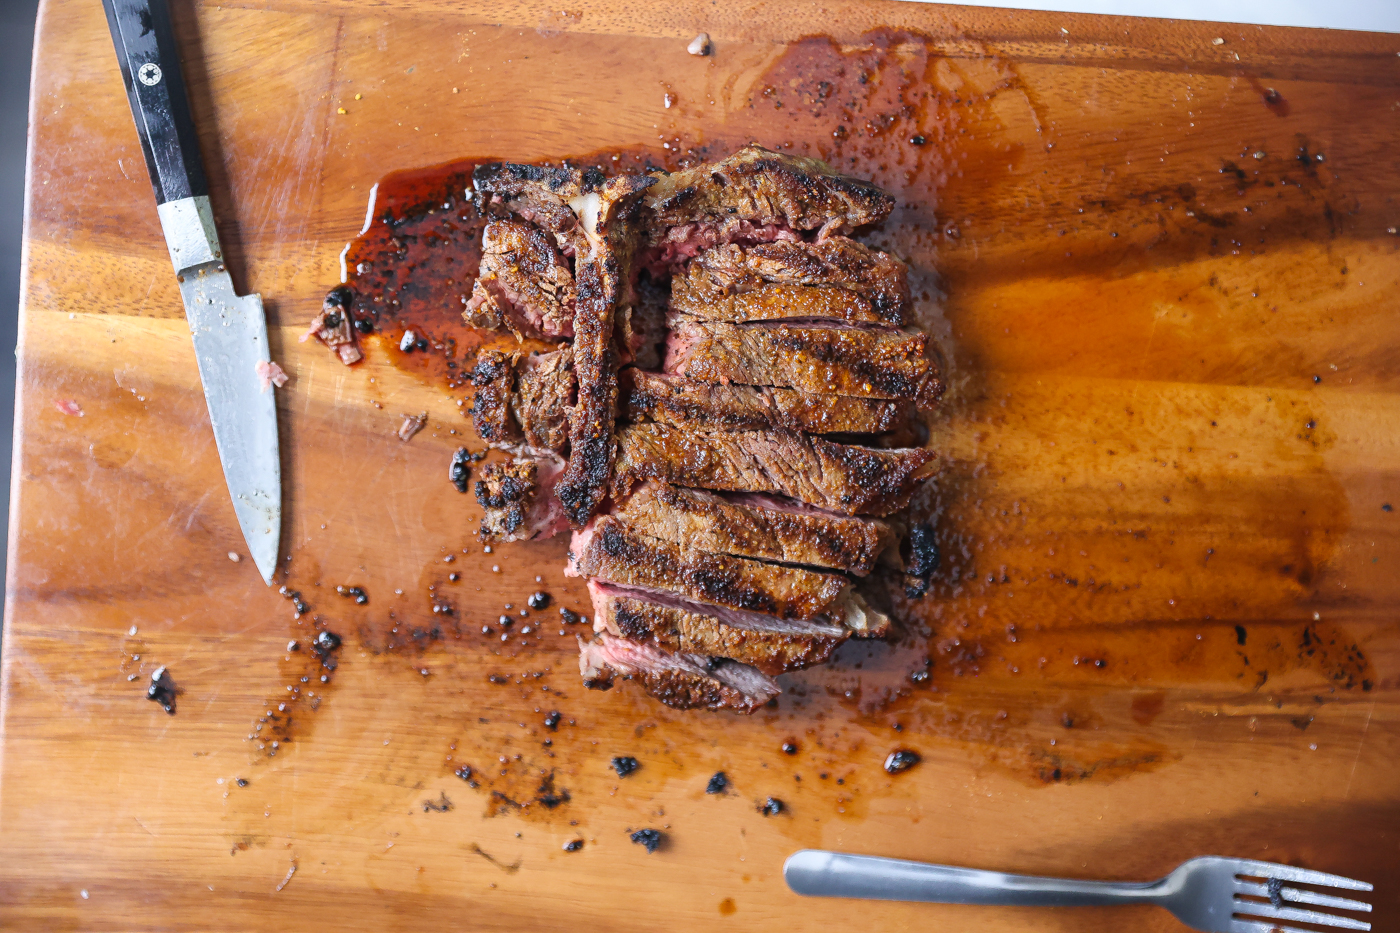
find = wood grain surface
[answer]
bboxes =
[2,0,1398,930]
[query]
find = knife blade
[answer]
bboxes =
[103,0,281,584]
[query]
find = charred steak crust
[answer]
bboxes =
[574,516,850,621]
[472,161,584,239]
[673,238,909,326]
[591,581,849,676]
[577,635,779,713]
[666,316,939,405]
[643,145,895,239]
[474,459,537,539]
[465,220,576,339]
[470,350,521,445]
[615,482,892,575]
[620,368,909,436]
[612,424,937,517]
[513,347,576,453]
[554,173,656,527]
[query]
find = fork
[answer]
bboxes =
[784,850,1374,932]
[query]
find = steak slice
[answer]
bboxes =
[587,580,848,675]
[614,482,894,575]
[474,453,568,542]
[568,516,850,621]
[578,634,779,714]
[470,347,575,453]
[513,347,575,453]
[469,349,521,446]
[665,316,941,406]
[554,173,655,527]
[671,238,908,326]
[621,369,909,435]
[472,161,584,245]
[612,423,937,517]
[643,145,894,254]
[463,220,575,339]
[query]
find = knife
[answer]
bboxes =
[103,0,281,584]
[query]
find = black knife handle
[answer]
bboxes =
[102,0,208,204]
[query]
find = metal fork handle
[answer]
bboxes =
[785,850,1167,907]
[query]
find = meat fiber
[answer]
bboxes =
[568,516,850,621]
[612,423,937,517]
[578,634,780,713]
[463,220,575,339]
[475,454,569,542]
[671,238,909,326]
[665,316,942,407]
[621,369,909,435]
[588,580,848,675]
[614,482,894,575]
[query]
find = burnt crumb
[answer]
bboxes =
[758,796,783,816]
[354,317,374,334]
[235,778,249,788]
[544,710,562,731]
[563,839,584,852]
[449,448,473,493]
[310,629,343,674]
[781,742,798,755]
[630,828,664,853]
[337,585,368,605]
[527,591,551,610]
[883,749,920,774]
[610,756,640,777]
[1267,876,1284,908]
[1383,503,1393,512]
[454,765,476,784]
[1235,625,1248,645]
[909,135,927,146]
[559,607,581,625]
[146,666,178,714]
[422,791,453,812]
[536,772,571,809]
[705,771,729,794]
[278,586,310,616]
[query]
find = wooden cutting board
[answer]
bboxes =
[2,0,1397,929]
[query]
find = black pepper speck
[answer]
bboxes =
[884,750,920,774]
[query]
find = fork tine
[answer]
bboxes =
[1234,901,1371,931]
[1235,880,1372,913]
[1232,859,1373,892]
[1233,920,1340,933]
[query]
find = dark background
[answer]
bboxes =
[0,0,39,599]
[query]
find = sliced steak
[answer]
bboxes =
[567,516,849,621]
[588,580,848,675]
[472,161,584,245]
[665,316,940,406]
[463,220,575,339]
[514,347,575,453]
[643,145,894,264]
[474,454,568,542]
[578,634,779,714]
[554,173,655,527]
[671,238,908,326]
[469,349,521,446]
[612,423,937,517]
[614,482,894,575]
[621,369,909,435]
[615,272,668,369]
